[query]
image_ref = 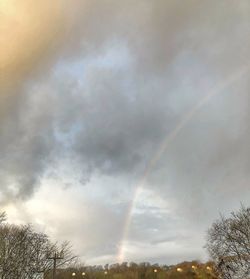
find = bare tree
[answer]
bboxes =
[0,214,5,224]
[206,205,250,279]
[0,216,77,279]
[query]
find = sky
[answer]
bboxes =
[0,0,250,266]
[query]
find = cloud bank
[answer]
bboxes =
[1,0,250,264]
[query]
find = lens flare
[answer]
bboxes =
[0,0,67,91]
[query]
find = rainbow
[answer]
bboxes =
[117,64,250,263]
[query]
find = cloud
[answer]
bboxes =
[0,0,250,264]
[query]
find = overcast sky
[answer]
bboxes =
[1,0,250,265]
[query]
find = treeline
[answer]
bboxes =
[0,204,249,279]
[53,261,216,279]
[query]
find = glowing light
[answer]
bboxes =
[206,266,212,271]
[177,268,183,272]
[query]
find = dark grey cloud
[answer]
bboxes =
[0,88,56,203]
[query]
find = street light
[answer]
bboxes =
[177,267,183,272]
[72,272,76,277]
[206,266,212,271]
[82,272,86,276]
[153,268,158,279]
